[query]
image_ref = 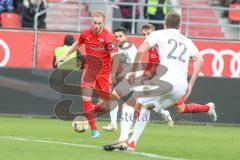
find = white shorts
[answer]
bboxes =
[136,84,186,111]
[125,70,144,80]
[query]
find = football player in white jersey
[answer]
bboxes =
[103,12,217,151]
[102,26,137,131]
[103,26,174,132]
[126,12,217,151]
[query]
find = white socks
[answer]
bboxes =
[128,108,151,144]
[118,104,134,141]
[110,104,119,126]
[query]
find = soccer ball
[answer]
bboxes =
[72,116,89,133]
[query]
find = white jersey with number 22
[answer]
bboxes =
[145,29,199,89]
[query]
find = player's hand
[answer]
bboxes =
[141,71,153,84]
[115,73,124,83]
[111,73,118,86]
[55,55,66,67]
[183,84,193,100]
[127,72,135,85]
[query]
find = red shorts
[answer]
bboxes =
[81,71,110,100]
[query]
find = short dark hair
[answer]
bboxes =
[114,26,127,34]
[141,23,155,31]
[64,35,74,46]
[165,12,181,29]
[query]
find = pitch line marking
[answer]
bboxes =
[0,136,188,160]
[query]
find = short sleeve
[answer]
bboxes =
[127,44,137,63]
[145,31,161,48]
[105,34,118,54]
[189,41,199,57]
[78,32,85,44]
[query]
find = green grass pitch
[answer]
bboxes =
[0,116,240,160]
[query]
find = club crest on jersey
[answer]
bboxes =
[98,38,105,44]
[107,42,117,51]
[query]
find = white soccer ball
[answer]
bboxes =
[72,116,89,133]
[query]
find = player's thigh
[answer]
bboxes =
[95,75,111,101]
[80,70,96,90]
[110,89,121,101]
[80,75,96,101]
[136,96,159,108]
[114,77,132,98]
[154,84,186,111]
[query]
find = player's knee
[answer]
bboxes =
[122,103,134,108]
[110,89,122,101]
[110,93,120,101]
[99,101,110,111]
[175,104,185,113]
[124,97,136,107]
[83,96,91,101]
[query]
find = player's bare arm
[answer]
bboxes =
[184,53,204,100]
[55,40,80,66]
[111,52,120,85]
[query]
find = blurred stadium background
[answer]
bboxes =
[0,0,239,159]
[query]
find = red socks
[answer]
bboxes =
[175,98,210,113]
[83,101,97,130]
[134,104,142,119]
[183,103,210,113]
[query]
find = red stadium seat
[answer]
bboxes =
[179,0,225,38]
[228,4,240,22]
[1,12,20,28]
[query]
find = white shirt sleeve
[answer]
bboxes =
[145,31,161,48]
[189,40,199,57]
[127,44,138,63]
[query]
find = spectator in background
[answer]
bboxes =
[79,2,91,31]
[52,35,84,112]
[218,0,240,17]
[53,35,83,69]
[144,0,166,30]
[0,0,12,13]
[0,0,12,27]
[12,0,23,13]
[81,2,91,17]
[21,0,48,29]
[119,0,140,33]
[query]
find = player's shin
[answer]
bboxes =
[128,108,151,150]
[118,103,134,141]
[110,104,119,126]
[175,98,210,113]
[83,101,97,131]
[183,103,210,113]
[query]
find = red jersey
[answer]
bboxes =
[79,28,118,75]
[143,46,160,75]
[148,46,159,64]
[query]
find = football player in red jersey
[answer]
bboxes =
[56,11,119,138]
[141,24,160,81]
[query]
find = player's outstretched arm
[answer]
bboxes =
[55,40,80,66]
[111,53,120,85]
[184,53,204,100]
